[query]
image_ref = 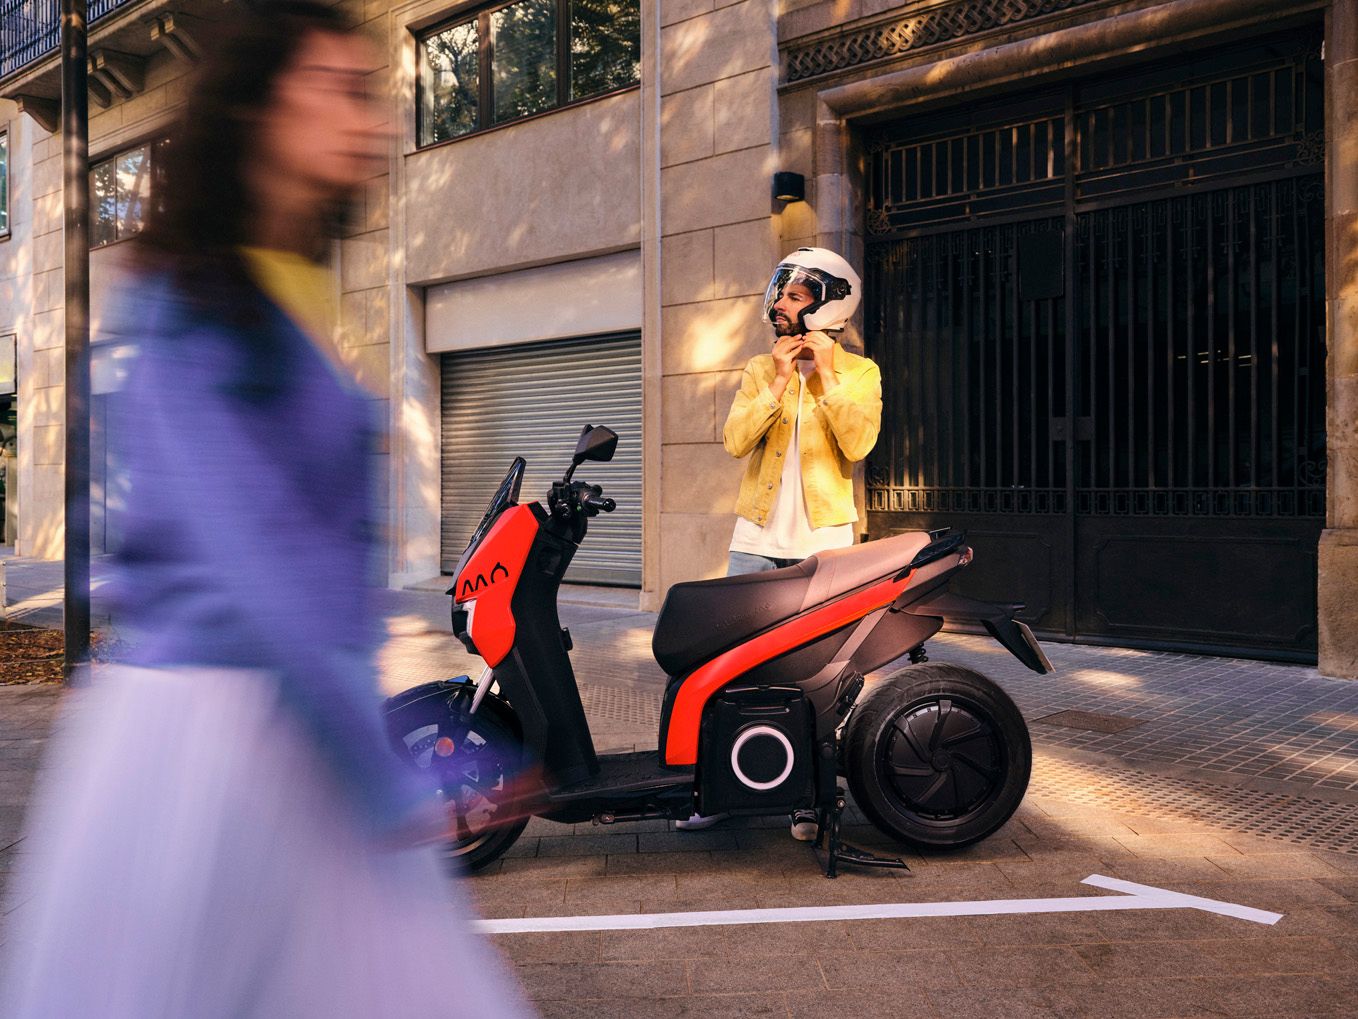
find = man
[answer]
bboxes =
[678,246,882,840]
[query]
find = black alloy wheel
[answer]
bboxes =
[844,663,1031,849]
[385,687,528,872]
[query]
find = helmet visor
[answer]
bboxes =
[763,265,852,326]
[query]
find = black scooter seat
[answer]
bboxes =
[652,531,933,677]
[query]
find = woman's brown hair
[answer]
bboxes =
[140,0,356,271]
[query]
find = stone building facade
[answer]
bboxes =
[0,0,1352,670]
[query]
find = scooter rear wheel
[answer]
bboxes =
[386,689,529,872]
[844,663,1031,850]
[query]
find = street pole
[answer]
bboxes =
[61,0,90,682]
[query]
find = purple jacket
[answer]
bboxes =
[105,270,432,836]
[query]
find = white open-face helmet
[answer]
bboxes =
[763,247,862,333]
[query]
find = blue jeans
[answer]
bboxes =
[727,551,803,576]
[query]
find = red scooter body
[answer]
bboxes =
[388,426,1053,874]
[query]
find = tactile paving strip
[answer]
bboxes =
[1031,752,1358,855]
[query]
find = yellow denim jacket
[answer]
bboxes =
[723,342,882,529]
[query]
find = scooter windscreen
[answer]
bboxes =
[449,457,525,588]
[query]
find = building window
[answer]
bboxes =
[0,130,9,239]
[89,138,169,249]
[418,0,640,146]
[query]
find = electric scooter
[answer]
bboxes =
[385,425,1053,876]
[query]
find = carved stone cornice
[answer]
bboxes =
[783,0,1107,85]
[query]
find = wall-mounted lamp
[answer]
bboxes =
[772,171,806,203]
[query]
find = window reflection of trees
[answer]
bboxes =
[418,0,639,145]
[423,22,479,143]
[89,139,167,248]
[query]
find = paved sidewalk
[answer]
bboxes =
[3,589,1358,1016]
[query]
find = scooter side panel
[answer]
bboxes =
[661,572,916,767]
[455,504,540,667]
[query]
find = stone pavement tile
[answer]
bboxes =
[1112,833,1245,858]
[536,993,789,1019]
[687,953,828,994]
[489,930,603,965]
[1013,812,1143,840]
[1202,851,1347,880]
[498,854,610,880]
[1163,877,1352,911]
[1012,835,1139,862]
[1315,876,1358,903]
[523,816,577,838]
[503,836,541,859]
[949,944,1097,988]
[565,875,678,912]
[598,925,736,962]
[845,915,991,949]
[786,989,935,1019]
[468,878,568,916]
[1039,976,1242,1019]
[968,911,1108,947]
[923,984,1074,1019]
[604,851,719,876]
[752,875,920,909]
[1194,934,1347,974]
[638,890,765,913]
[1212,832,1328,855]
[640,830,740,854]
[538,833,639,858]
[884,860,1015,890]
[1185,974,1358,1017]
[1313,850,1358,875]
[1096,855,1247,885]
[669,871,796,902]
[1073,939,1286,982]
[814,948,960,991]
[516,960,689,1001]
[1088,906,1267,943]
[993,851,1133,887]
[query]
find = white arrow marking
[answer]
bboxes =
[475,874,1283,935]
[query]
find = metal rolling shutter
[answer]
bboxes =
[440,333,642,585]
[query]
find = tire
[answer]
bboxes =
[385,687,529,872]
[844,663,1031,850]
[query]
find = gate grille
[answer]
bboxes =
[861,31,1325,657]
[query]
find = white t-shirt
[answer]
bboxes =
[730,361,856,560]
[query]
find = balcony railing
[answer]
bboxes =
[1,0,130,79]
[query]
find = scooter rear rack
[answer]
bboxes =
[813,788,910,879]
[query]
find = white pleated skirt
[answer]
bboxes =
[1,664,533,1018]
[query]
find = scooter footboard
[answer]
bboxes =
[904,592,1053,674]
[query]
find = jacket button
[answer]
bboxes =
[775,451,782,457]
[767,483,773,490]
[782,418,788,424]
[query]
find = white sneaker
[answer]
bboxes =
[675,811,730,831]
[790,809,819,842]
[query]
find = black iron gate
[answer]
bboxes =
[863,31,1325,660]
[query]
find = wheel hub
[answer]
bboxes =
[883,697,1004,822]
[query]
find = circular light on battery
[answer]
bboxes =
[434,737,456,757]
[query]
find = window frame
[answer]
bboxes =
[87,134,170,251]
[416,0,639,149]
[0,128,10,242]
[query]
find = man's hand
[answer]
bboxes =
[772,335,804,379]
[802,331,838,390]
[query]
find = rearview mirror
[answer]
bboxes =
[573,424,618,465]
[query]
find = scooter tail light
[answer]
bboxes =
[958,546,974,567]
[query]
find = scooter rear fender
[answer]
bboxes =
[903,592,1053,674]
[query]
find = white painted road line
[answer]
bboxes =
[475,873,1284,935]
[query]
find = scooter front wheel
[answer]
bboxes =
[844,663,1031,850]
[386,687,529,872]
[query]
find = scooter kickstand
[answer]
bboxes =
[812,788,910,879]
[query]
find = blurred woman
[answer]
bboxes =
[0,4,533,1015]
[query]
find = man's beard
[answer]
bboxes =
[772,315,800,336]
